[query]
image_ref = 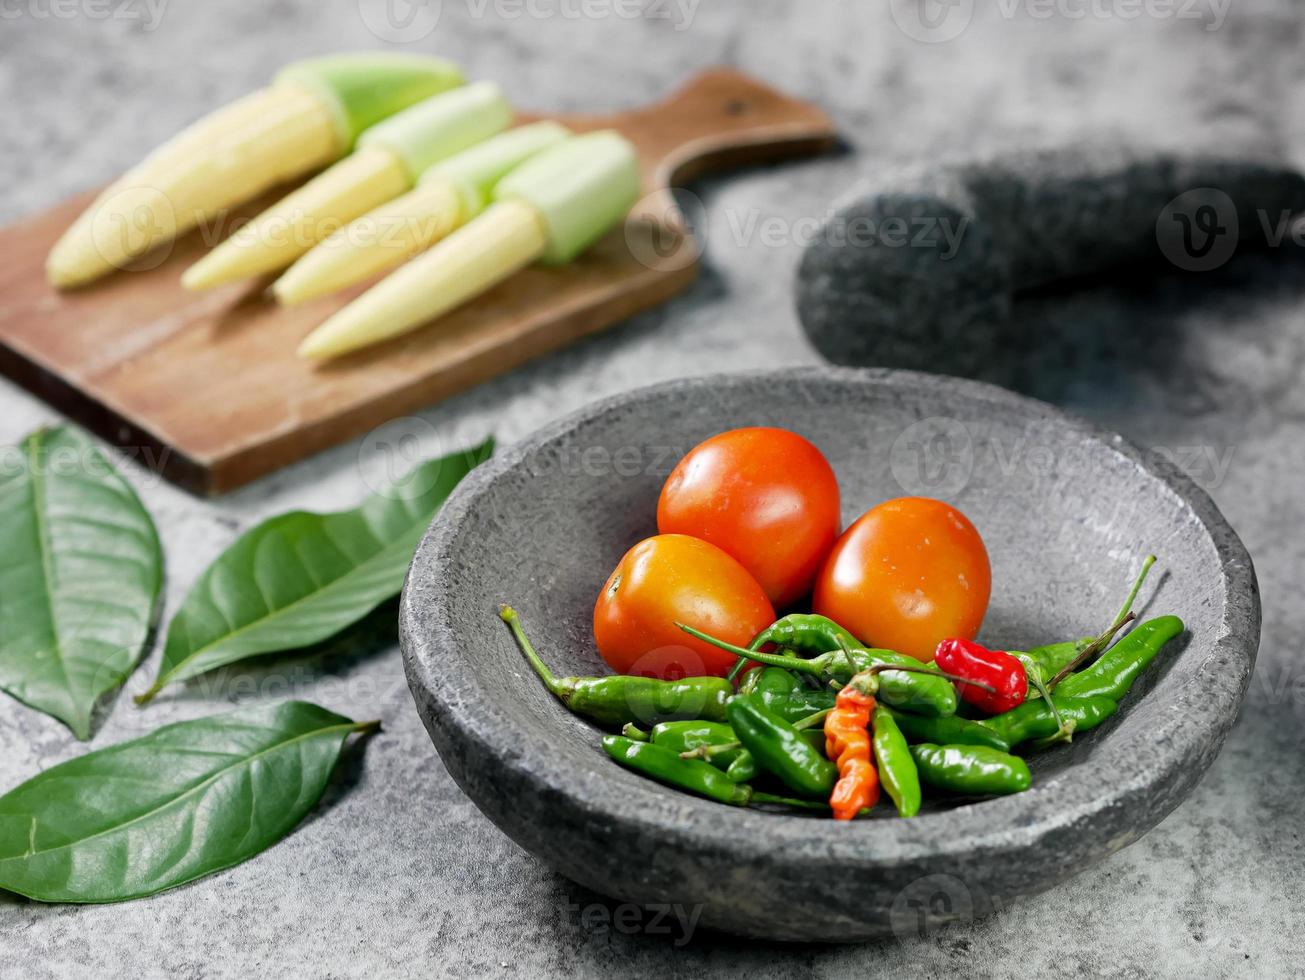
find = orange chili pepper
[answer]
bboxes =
[824,683,879,819]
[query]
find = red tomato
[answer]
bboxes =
[593,534,775,679]
[657,427,841,607]
[813,497,990,661]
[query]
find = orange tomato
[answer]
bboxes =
[657,427,841,607]
[813,497,990,661]
[593,534,775,679]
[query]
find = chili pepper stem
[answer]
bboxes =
[681,744,732,761]
[689,624,998,696]
[833,637,999,694]
[836,638,859,677]
[1116,554,1157,624]
[1030,731,1072,751]
[843,663,926,695]
[679,707,831,762]
[1025,669,1073,742]
[1046,555,1155,689]
[622,723,649,742]
[844,659,999,695]
[1047,609,1137,690]
[499,604,571,700]
[678,623,824,676]
[730,645,806,685]
[794,707,834,730]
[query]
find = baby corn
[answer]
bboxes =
[47,53,462,289]
[297,130,639,360]
[272,121,570,305]
[183,82,511,290]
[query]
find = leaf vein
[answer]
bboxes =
[6,721,360,863]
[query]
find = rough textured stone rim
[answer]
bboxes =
[400,367,1260,925]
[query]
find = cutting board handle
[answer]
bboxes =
[1,70,838,493]
[562,68,838,189]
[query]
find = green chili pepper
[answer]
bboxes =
[833,648,958,718]
[1011,651,1049,689]
[909,743,1031,795]
[649,720,756,782]
[502,606,731,726]
[725,615,864,681]
[739,665,789,697]
[1018,639,1090,679]
[1017,618,1136,684]
[738,666,837,723]
[1007,650,1073,741]
[542,663,731,726]
[684,624,958,718]
[681,705,830,767]
[601,736,825,809]
[650,720,736,754]
[726,695,838,798]
[885,706,1011,751]
[603,735,746,804]
[872,707,921,818]
[1004,557,1157,744]
[979,695,1118,747]
[1016,555,1158,682]
[751,614,861,655]
[1054,616,1184,701]
[724,753,755,783]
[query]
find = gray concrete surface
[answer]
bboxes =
[1,1,1302,975]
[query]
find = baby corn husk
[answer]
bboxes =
[183,82,509,290]
[296,199,547,360]
[424,120,572,213]
[359,81,511,182]
[493,129,642,264]
[296,130,638,360]
[46,53,462,288]
[272,121,570,305]
[277,53,465,150]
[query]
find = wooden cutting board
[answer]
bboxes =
[0,69,836,494]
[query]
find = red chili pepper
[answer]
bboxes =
[934,638,1027,714]
[824,681,879,820]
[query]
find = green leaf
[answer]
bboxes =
[0,701,377,902]
[0,426,162,739]
[138,437,493,702]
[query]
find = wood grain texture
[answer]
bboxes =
[0,69,835,494]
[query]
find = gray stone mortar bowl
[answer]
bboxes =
[400,368,1259,942]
